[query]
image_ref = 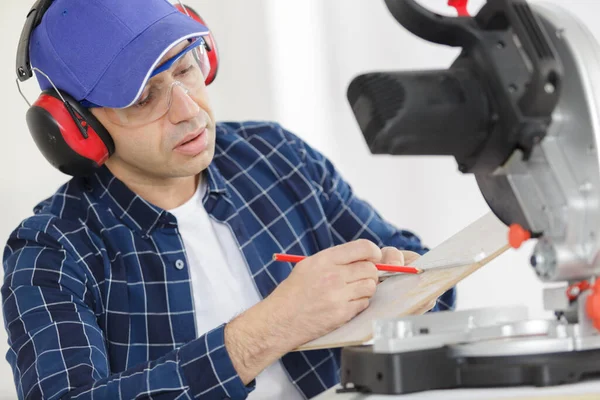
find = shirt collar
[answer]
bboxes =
[88,163,229,237]
[205,161,229,196]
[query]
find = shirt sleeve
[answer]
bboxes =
[2,224,254,400]
[282,127,456,312]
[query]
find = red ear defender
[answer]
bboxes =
[16,0,115,177]
[174,3,219,85]
[26,90,114,176]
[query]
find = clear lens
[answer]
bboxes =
[105,45,210,127]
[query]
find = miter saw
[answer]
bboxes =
[337,0,600,395]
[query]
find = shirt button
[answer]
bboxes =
[175,259,185,270]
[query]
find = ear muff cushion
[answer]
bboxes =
[175,4,219,85]
[27,90,114,176]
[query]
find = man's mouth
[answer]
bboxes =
[174,127,208,156]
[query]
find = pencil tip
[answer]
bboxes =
[416,268,423,274]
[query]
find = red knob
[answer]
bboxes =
[586,280,600,331]
[448,0,470,16]
[509,224,531,249]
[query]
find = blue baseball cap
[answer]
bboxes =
[29,0,210,109]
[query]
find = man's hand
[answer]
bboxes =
[266,239,382,347]
[223,241,437,385]
[224,239,382,384]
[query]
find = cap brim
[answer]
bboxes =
[85,10,209,109]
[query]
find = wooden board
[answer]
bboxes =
[295,212,510,351]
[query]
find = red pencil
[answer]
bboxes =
[272,253,422,274]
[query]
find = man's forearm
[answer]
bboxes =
[224,296,297,384]
[54,323,249,400]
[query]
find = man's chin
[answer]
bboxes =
[172,145,215,177]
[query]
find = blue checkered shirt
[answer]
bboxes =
[2,121,455,400]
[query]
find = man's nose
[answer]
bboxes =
[168,83,200,124]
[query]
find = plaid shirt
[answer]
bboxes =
[2,121,455,400]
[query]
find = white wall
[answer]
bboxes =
[1,1,599,398]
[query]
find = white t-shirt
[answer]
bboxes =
[169,179,304,400]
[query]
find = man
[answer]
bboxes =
[2,1,455,399]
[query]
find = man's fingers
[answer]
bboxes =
[344,261,379,283]
[346,278,377,301]
[349,298,370,317]
[380,248,421,266]
[380,247,405,265]
[403,251,421,265]
[323,239,382,265]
